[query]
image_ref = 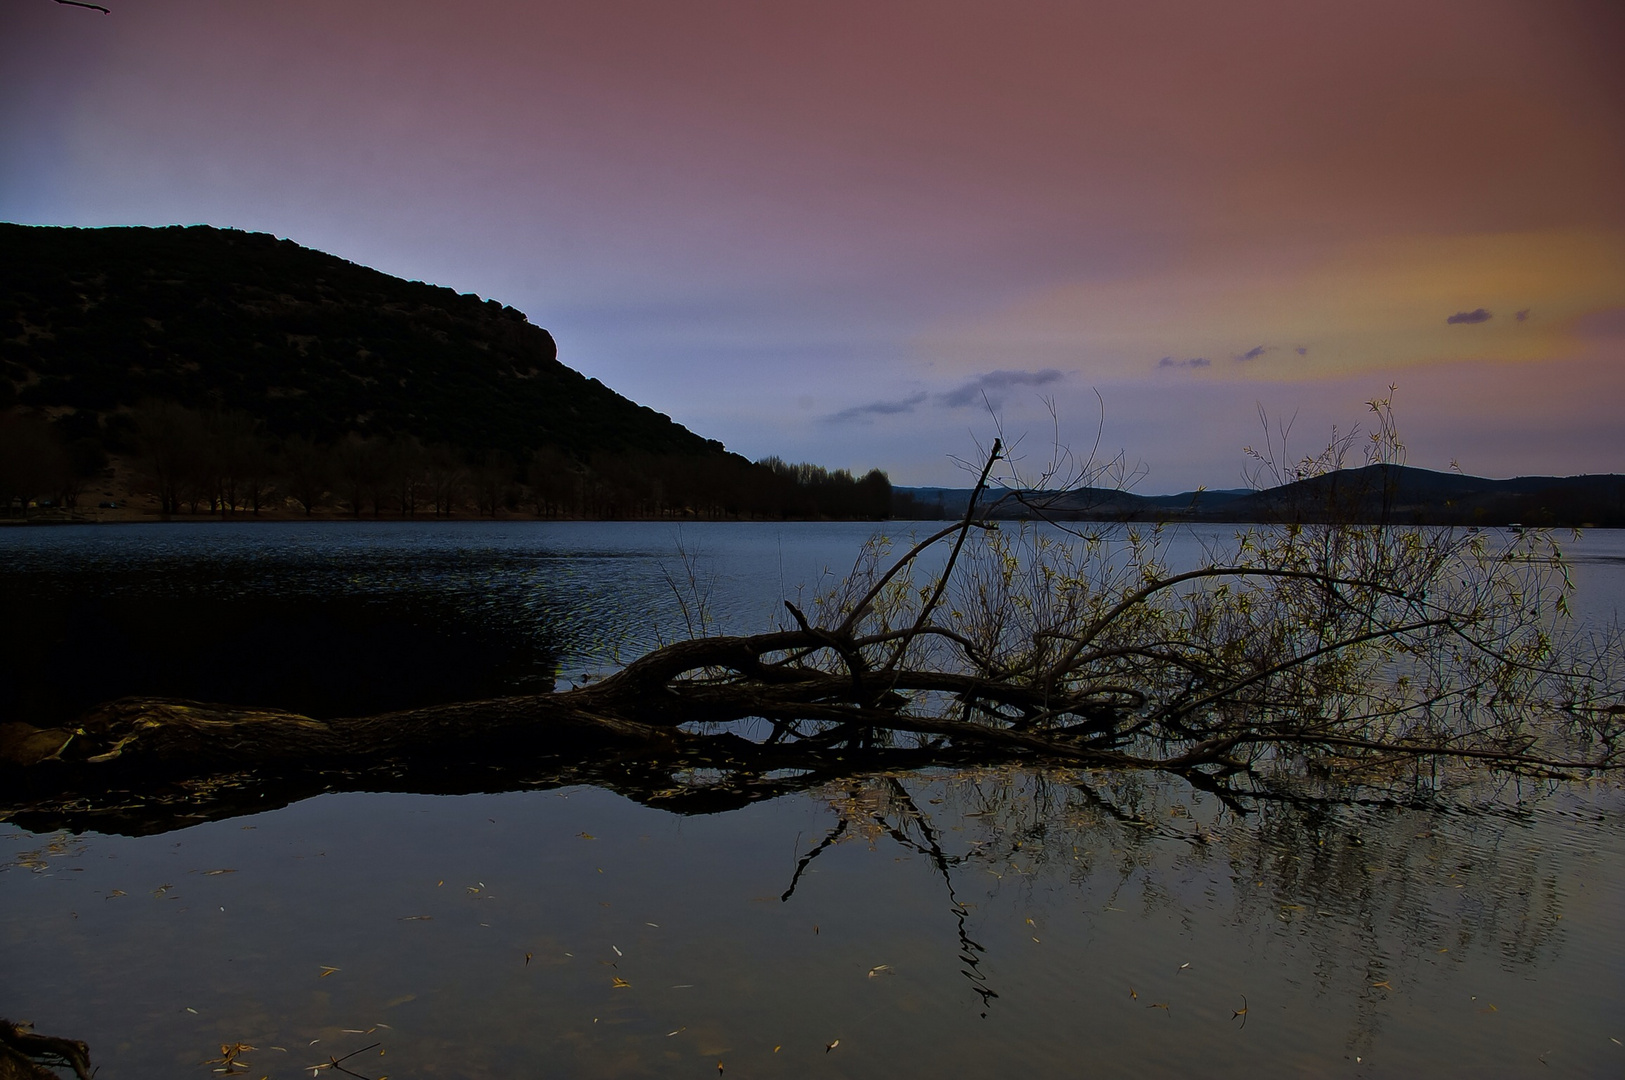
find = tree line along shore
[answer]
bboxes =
[0,401,893,522]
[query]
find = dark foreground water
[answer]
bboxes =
[2,521,1622,1078]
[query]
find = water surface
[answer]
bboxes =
[2,521,1621,1077]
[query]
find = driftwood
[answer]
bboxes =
[0,1021,90,1080]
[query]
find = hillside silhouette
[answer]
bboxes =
[0,224,889,519]
[895,464,1625,527]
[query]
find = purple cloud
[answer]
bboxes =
[1295,345,1309,356]
[1515,308,1530,322]
[1446,308,1492,325]
[938,368,1064,408]
[1234,344,1268,362]
[1157,356,1210,369]
[825,392,928,423]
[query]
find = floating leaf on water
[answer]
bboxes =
[611,977,630,988]
[106,889,126,899]
[612,945,623,956]
[319,966,341,978]
[1129,986,1138,999]
[825,1039,839,1052]
[578,832,596,840]
[398,915,431,921]
[203,869,238,876]
[867,964,892,977]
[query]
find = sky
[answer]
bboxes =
[3,0,1622,491]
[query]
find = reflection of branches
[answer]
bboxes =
[774,779,1003,1013]
[308,1042,382,1080]
[881,778,997,1013]
[765,763,1599,1044]
[781,817,847,902]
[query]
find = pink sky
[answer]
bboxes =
[4,0,1622,489]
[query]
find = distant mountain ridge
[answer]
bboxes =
[0,222,722,460]
[898,465,1625,527]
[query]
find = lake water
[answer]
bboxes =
[2,521,1622,1078]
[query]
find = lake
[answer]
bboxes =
[2,521,1622,1078]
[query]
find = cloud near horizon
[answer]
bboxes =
[1235,345,1269,362]
[1446,308,1492,324]
[926,230,1624,387]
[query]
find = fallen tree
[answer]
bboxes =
[3,406,1622,833]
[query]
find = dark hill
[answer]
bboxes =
[0,222,719,459]
[900,467,1625,528]
[1216,465,1625,527]
[0,224,892,520]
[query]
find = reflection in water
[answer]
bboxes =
[2,765,1622,1077]
[0,520,887,725]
